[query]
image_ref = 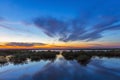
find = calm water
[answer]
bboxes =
[0,54,120,80]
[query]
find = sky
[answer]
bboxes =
[0,0,120,49]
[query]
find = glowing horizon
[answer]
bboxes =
[0,0,120,49]
[0,42,119,49]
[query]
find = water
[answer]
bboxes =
[0,54,120,80]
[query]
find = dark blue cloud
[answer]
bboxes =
[32,0,120,42]
[34,17,68,37]
[33,15,120,42]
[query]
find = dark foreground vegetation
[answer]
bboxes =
[0,49,120,66]
[62,50,120,59]
[62,50,120,66]
[0,50,59,66]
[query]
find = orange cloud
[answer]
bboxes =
[0,42,46,49]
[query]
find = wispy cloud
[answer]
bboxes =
[34,17,68,37]
[0,17,34,34]
[33,15,120,42]
[0,17,5,22]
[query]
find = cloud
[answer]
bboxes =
[33,15,120,42]
[0,17,34,34]
[5,42,46,47]
[34,17,69,38]
[0,17,5,22]
[0,24,17,31]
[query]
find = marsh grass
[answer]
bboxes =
[0,49,120,66]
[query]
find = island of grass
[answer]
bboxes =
[0,49,120,66]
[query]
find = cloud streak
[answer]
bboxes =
[5,42,46,47]
[0,17,5,22]
[33,15,120,42]
[0,18,35,35]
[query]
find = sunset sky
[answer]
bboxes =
[0,0,120,49]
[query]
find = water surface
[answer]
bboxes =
[0,54,120,80]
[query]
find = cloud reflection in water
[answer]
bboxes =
[0,55,120,80]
